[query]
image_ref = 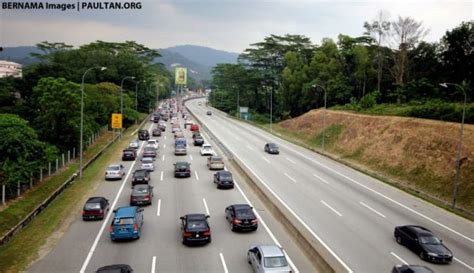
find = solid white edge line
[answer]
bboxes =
[151,256,156,273]
[454,257,474,271]
[321,200,343,217]
[312,173,329,184]
[157,199,161,217]
[79,123,152,273]
[160,171,163,181]
[284,173,297,183]
[390,252,408,265]
[162,154,165,161]
[285,157,296,164]
[219,253,229,273]
[195,170,199,180]
[189,154,193,161]
[233,179,300,273]
[262,157,270,164]
[164,135,167,140]
[202,198,210,215]
[360,201,386,218]
[163,143,166,149]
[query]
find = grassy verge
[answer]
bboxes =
[0,117,145,273]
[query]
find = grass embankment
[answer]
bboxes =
[0,117,145,273]
[253,110,474,220]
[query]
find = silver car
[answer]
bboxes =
[247,245,291,273]
[140,157,155,172]
[105,164,125,180]
[129,139,139,149]
[175,144,187,155]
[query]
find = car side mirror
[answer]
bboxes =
[113,209,117,213]
[131,186,134,189]
[139,208,144,212]
[180,216,184,220]
[120,164,124,168]
[206,215,210,219]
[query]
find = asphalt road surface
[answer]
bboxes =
[28,114,314,273]
[185,98,474,273]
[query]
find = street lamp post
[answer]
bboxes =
[440,81,468,208]
[312,84,327,151]
[120,76,135,136]
[237,87,240,118]
[80,66,106,178]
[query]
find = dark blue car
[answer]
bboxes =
[110,206,144,241]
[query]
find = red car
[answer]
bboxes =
[190,124,199,132]
[83,197,109,220]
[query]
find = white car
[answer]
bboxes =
[185,119,193,126]
[200,144,214,156]
[170,117,178,124]
[146,139,159,150]
[140,157,155,172]
[247,245,291,273]
[105,164,125,180]
[128,139,139,149]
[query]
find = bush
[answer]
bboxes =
[359,92,379,109]
[407,100,474,123]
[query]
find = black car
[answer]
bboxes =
[213,170,234,189]
[132,169,151,186]
[122,148,136,161]
[130,184,154,206]
[153,115,160,123]
[394,225,453,263]
[264,143,280,154]
[96,264,133,273]
[206,111,212,115]
[152,128,161,137]
[83,197,109,220]
[225,204,258,231]
[180,214,211,245]
[174,161,191,177]
[143,147,157,158]
[391,265,434,273]
[158,123,166,131]
[194,135,204,146]
[138,130,150,141]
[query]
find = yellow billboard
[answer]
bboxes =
[111,113,122,129]
[175,67,187,85]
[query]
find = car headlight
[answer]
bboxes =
[427,252,439,257]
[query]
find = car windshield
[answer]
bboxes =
[142,158,153,163]
[133,187,149,194]
[187,220,207,230]
[144,147,155,152]
[235,208,254,218]
[85,203,101,210]
[176,163,189,168]
[264,256,288,268]
[211,157,222,162]
[114,217,134,225]
[135,171,147,177]
[108,166,120,171]
[419,235,441,245]
[220,173,232,180]
[269,144,278,148]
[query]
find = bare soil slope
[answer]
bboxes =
[279,110,474,213]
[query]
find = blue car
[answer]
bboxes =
[110,206,144,241]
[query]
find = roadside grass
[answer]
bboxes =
[0,119,145,273]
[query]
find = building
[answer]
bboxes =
[0,60,22,78]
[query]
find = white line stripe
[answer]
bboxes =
[151,256,156,273]
[284,173,297,183]
[157,199,161,216]
[262,157,270,163]
[162,155,165,161]
[164,135,167,140]
[189,155,193,161]
[80,123,153,273]
[390,252,408,265]
[313,173,329,184]
[163,143,166,149]
[219,253,229,273]
[160,171,163,181]
[285,157,296,164]
[360,201,386,218]
[202,198,210,215]
[194,170,199,180]
[454,257,474,270]
[321,200,343,217]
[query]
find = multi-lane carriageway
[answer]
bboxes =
[28,111,314,272]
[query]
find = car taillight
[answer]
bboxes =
[203,230,211,236]
[99,209,103,214]
[251,219,258,224]
[183,232,192,237]
[134,224,139,231]
[233,219,241,224]
[82,210,85,215]
[109,225,113,232]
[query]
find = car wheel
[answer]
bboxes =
[396,235,403,245]
[230,222,236,232]
[419,251,426,260]
[208,236,212,243]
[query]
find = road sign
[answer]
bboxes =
[175,67,187,85]
[111,113,122,129]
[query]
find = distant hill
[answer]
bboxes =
[165,45,239,67]
[155,49,213,81]
[0,46,41,65]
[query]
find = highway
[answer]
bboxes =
[28,113,314,272]
[186,98,474,273]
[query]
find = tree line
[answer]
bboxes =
[0,41,172,196]
[209,14,472,123]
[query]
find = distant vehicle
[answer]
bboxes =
[194,135,204,146]
[391,265,434,273]
[175,137,187,147]
[82,197,109,220]
[207,156,224,170]
[180,214,211,245]
[175,144,187,155]
[128,139,139,149]
[174,131,184,139]
[122,148,137,161]
[140,157,155,172]
[247,245,291,273]
[146,139,159,150]
[185,119,193,126]
[152,128,161,137]
[206,111,212,115]
[132,169,151,186]
[96,264,133,273]
[130,184,154,206]
[109,206,144,241]
[190,124,199,132]
[170,117,178,124]
[225,204,258,231]
[158,123,166,131]
[394,225,453,263]
[198,102,202,106]
[174,161,191,177]
[138,130,150,141]
[182,112,188,118]
[105,164,125,180]
[264,143,280,154]
[192,132,201,139]
[200,144,214,156]
[143,147,157,158]
[213,170,234,189]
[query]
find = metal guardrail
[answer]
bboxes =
[0,114,151,246]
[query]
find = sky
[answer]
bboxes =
[0,0,472,53]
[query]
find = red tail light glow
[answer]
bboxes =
[233,219,242,224]
[183,232,192,237]
[203,230,211,236]
[134,224,138,231]
[109,225,113,232]
[251,219,258,224]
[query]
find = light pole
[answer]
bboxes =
[120,76,135,136]
[440,81,468,208]
[236,85,240,118]
[312,84,327,151]
[80,66,106,178]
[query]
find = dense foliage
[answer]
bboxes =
[209,20,473,123]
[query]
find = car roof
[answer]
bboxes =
[133,184,150,189]
[231,204,251,209]
[135,169,148,173]
[393,265,434,273]
[217,170,231,175]
[185,213,207,220]
[96,264,132,273]
[202,144,212,147]
[176,161,189,165]
[114,207,137,217]
[406,225,432,234]
[108,164,121,168]
[258,245,284,257]
[86,197,106,203]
